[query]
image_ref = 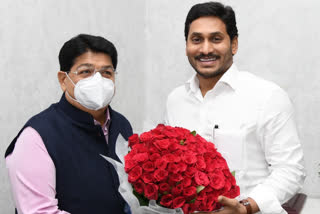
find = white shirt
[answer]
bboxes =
[165,64,305,214]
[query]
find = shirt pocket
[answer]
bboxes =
[213,128,245,172]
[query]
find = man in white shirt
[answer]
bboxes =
[165,2,305,214]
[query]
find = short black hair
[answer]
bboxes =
[58,34,118,72]
[184,2,238,41]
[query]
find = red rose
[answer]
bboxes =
[215,157,228,169]
[208,171,225,190]
[149,145,160,154]
[169,173,184,183]
[197,190,207,201]
[182,151,197,164]
[140,132,154,143]
[171,183,184,196]
[184,167,197,178]
[160,194,173,207]
[181,177,192,187]
[187,144,198,152]
[128,134,140,147]
[168,140,180,152]
[128,165,142,183]
[223,179,232,192]
[159,183,170,194]
[185,135,197,144]
[205,158,216,172]
[224,185,240,198]
[124,159,137,173]
[133,180,145,194]
[163,153,176,163]
[183,186,197,200]
[194,171,210,186]
[154,139,171,150]
[132,152,149,163]
[190,200,201,213]
[142,161,155,172]
[205,194,218,211]
[204,152,217,161]
[205,141,216,151]
[173,154,181,163]
[182,203,190,214]
[196,156,206,170]
[173,149,183,156]
[195,135,207,143]
[175,127,190,136]
[163,128,180,138]
[149,153,161,162]
[161,150,170,156]
[223,169,236,185]
[141,173,154,183]
[153,134,167,140]
[168,163,180,174]
[154,158,168,170]
[177,161,188,172]
[131,143,148,153]
[172,196,186,209]
[153,169,168,182]
[144,183,158,200]
[152,124,165,134]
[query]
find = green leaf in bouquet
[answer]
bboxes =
[188,198,196,204]
[196,185,205,193]
[231,171,236,177]
[133,189,149,206]
[190,130,197,136]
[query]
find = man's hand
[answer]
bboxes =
[191,196,246,214]
[192,196,259,214]
[215,196,247,214]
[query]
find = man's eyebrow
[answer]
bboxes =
[76,64,114,69]
[210,32,224,36]
[76,63,94,69]
[99,65,114,70]
[190,31,224,37]
[190,32,202,37]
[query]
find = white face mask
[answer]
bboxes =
[66,72,115,111]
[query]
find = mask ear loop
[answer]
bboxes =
[65,72,78,103]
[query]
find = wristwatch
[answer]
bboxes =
[240,199,252,214]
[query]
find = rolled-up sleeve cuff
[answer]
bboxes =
[248,185,287,214]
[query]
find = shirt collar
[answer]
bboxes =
[186,73,200,94]
[218,63,239,91]
[94,107,111,128]
[185,63,239,93]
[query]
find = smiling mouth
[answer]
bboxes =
[199,56,218,62]
[195,54,220,63]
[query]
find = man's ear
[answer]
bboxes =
[57,71,67,91]
[231,36,238,55]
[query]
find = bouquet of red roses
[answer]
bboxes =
[124,124,240,213]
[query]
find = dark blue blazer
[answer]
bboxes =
[5,94,133,214]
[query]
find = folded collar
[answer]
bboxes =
[185,64,239,93]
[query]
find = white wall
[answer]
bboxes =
[0,0,319,212]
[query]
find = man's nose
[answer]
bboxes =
[200,40,214,55]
